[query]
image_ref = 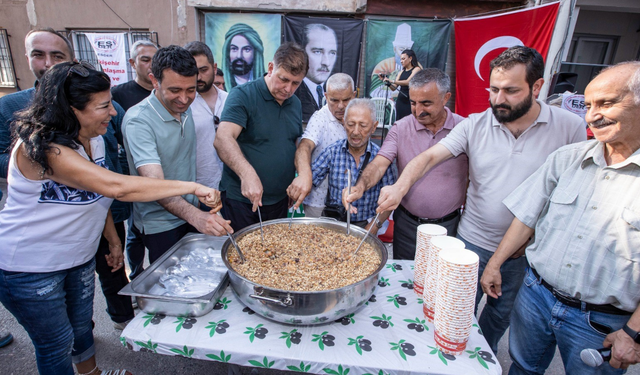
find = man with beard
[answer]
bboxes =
[294,23,338,123]
[344,69,467,258]
[221,23,265,89]
[481,62,640,374]
[372,46,586,354]
[185,41,227,191]
[123,45,232,264]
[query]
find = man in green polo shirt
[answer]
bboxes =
[215,42,308,231]
[123,45,232,264]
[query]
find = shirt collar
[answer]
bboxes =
[491,99,550,127]
[583,141,640,169]
[340,138,374,154]
[146,90,190,122]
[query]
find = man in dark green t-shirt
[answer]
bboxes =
[215,42,309,231]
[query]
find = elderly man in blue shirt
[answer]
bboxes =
[312,98,396,231]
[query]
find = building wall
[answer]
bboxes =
[1,0,197,95]
[573,9,640,63]
[1,0,524,98]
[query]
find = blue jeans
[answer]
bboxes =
[509,267,627,375]
[457,234,528,354]
[0,259,96,375]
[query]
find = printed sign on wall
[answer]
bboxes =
[85,32,128,87]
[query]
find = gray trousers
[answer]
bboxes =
[392,207,460,260]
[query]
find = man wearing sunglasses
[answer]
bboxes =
[184,41,227,193]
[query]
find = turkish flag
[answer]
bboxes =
[454,2,560,117]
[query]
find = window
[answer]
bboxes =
[559,34,618,94]
[69,30,159,81]
[0,29,17,88]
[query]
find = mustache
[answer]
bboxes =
[493,104,512,110]
[417,112,431,118]
[316,65,330,72]
[589,118,615,127]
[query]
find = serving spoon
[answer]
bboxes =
[354,212,381,256]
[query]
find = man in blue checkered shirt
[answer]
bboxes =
[312,98,396,231]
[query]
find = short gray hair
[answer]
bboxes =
[130,40,157,61]
[326,73,354,92]
[409,68,450,96]
[599,61,640,104]
[345,98,376,123]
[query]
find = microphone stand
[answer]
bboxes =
[381,79,394,143]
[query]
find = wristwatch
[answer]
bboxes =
[375,218,384,229]
[622,324,640,344]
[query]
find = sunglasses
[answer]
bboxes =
[67,61,96,78]
[214,116,220,125]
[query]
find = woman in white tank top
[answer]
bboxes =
[0,62,231,375]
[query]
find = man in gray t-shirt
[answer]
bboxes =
[372,46,586,353]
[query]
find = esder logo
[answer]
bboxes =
[562,94,587,116]
[93,36,118,52]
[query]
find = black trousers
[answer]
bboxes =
[392,207,460,260]
[220,192,289,232]
[133,222,197,265]
[95,221,134,323]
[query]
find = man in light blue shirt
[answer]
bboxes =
[123,45,232,264]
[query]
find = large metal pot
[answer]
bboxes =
[221,218,388,325]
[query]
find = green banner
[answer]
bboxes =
[365,19,452,98]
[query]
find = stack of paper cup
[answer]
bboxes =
[422,236,465,322]
[413,224,447,295]
[434,248,479,355]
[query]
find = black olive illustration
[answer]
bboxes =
[322,334,335,346]
[400,342,416,356]
[290,331,302,344]
[215,321,230,334]
[254,327,268,339]
[478,350,496,364]
[358,338,372,351]
[150,314,166,325]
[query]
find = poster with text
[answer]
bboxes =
[365,20,451,99]
[204,13,281,90]
[85,32,128,87]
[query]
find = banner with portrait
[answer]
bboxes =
[283,16,364,87]
[204,13,282,90]
[365,20,451,99]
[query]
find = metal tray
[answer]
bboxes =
[119,233,229,317]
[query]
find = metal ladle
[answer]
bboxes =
[257,206,265,243]
[346,169,352,235]
[225,230,245,263]
[354,212,381,256]
[217,211,245,263]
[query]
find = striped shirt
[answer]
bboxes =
[312,139,396,222]
[504,140,640,311]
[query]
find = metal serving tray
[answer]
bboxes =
[119,233,229,317]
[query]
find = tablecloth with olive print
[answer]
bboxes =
[121,260,501,375]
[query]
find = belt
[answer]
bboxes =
[398,205,460,225]
[531,268,630,316]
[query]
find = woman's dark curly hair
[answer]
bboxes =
[12,61,111,176]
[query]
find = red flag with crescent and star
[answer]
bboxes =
[454,2,560,117]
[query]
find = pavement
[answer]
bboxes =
[1,178,638,374]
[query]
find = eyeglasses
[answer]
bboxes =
[214,116,220,125]
[67,61,96,78]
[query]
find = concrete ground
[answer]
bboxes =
[1,178,638,374]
